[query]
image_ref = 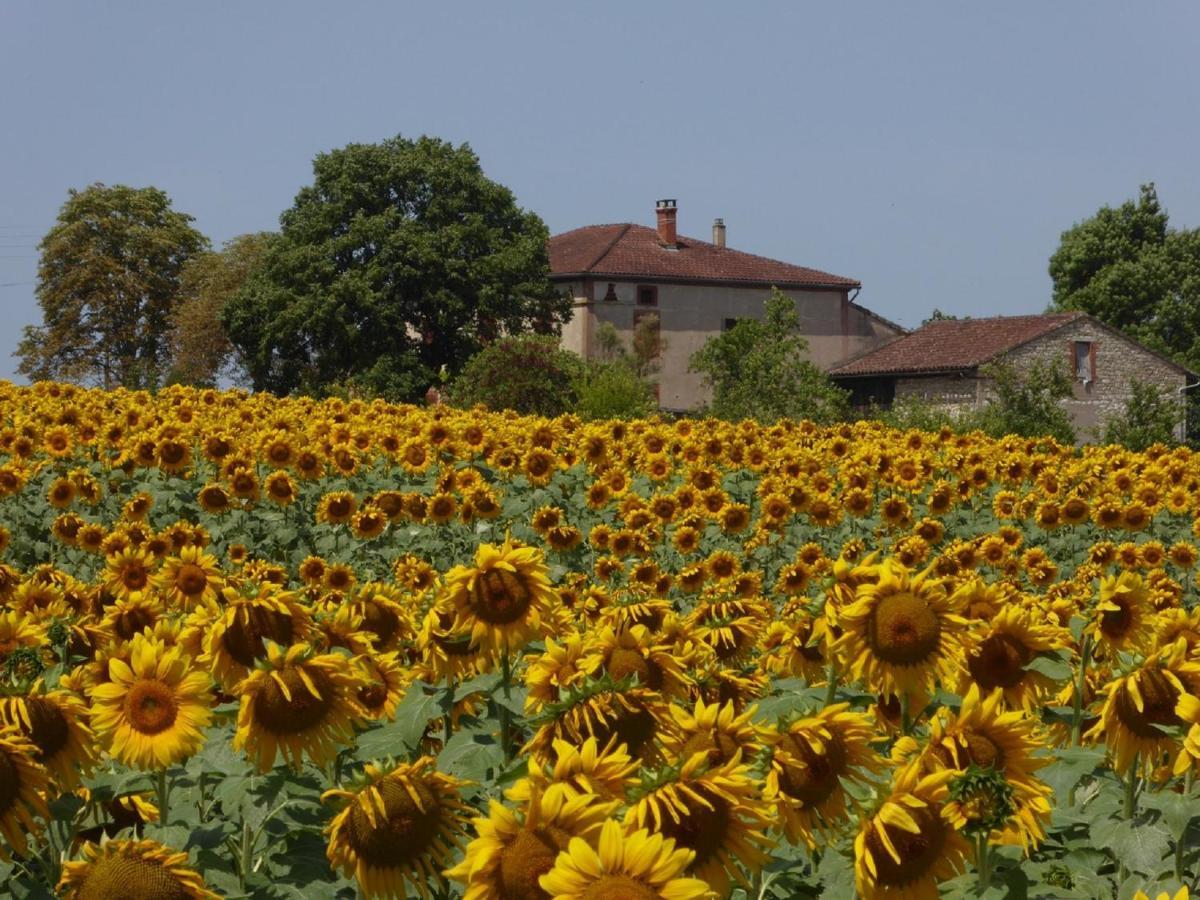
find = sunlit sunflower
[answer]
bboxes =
[538,818,712,900]
[89,634,213,770]
[0,609,46,670]
[663,698,771,767]
[853,767,971,900]
[153,546,223,611]
[354,651,410,721]
[765,703,884,849]
[419,605,488,683]
[446,786,617,900]
[524,635,587,713]
[524,681,673,766]
[0,728,50,859]
[324,757,472,899]
[233,642,364,771]
[509,736,638,806]
[624,751,773,895]
[959,604,1072,711]
[1086,643,1200,775]
[578,625,691,700]
[203,585,314,691]
[316,490,358,526]
[58,838,219,899]
[0,688,97,789]
[443,537,557,655]
[759,613,829,683]
[1090,571,1158,654]
[835,560,970,702]
[101,547,158,601]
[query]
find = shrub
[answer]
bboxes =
[1101,379,1182,449]
[447,335,583,416]
[573,359,656,420]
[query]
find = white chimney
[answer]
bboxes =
[712,218,726,248]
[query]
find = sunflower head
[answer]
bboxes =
[58,838,219,899]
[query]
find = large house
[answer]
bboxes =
[548,200,902,411]
[829,312,1196,439]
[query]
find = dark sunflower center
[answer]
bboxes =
[680,729,741,766]
[777,731,847,807]
[357,683,388,711]
[222,607,296,667]
[869,591,941,665]
[1100,602,1135,641]
[75,855,192,899]
[961,731,1004,769]
[125,680,179,736]
[866,806,946,888]
[20,697,70,763]
[498,826,572,900]
[1114,669,1181,738]
[654,786,730,866]
[346,776,442,867]
[114,607,157,641]
[0,745,19,815]
[176,564,208,596]
[593,704,657,760]
[606,648,662,689]
[967,633,1031,690]
[476,570,532,625]
[254,666,334,734]
[580,874,662,900]
[122,567,148,591]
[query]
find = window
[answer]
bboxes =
[637,285,658,306]
[722,317,741,332]
[603,282,618,302]
[1072,340,1096,382]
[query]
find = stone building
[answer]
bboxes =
[548,200,903,411]
[830,312,1196,439]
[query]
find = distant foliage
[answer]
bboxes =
[689,288,849,423]
[448,335,583,416]
[975,361,1075,444]
[1101,380,1183,451]
[574,359,656,420]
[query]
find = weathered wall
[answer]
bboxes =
[894,373,983,415]
[557,280,902,411]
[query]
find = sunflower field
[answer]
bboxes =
[0,380,1198,899]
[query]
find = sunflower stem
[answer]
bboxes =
[155,767,171,827]
[975,832,992,894]
[499,648,512,762]
[822,659,838,708]
[900,692,912,736]
[1118,755,1138,885]
[444,674,457,747]
[1069,633,1092,747]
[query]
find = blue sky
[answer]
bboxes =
[2,2,1198,381]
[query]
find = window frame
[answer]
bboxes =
[1071,340,1096,382]
[636,284,658,307]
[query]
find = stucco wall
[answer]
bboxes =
[557,280,901,411]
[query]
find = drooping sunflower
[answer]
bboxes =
[765,703,884,849]
[446,786,618,900]
[58,838,219,899]
[853,767,971,900]
[0,688,97,789]
[538,818,712,900]
[834,560,971,702]
[202,585,314,691]
[233,642,364,771]
[443,537,557,655]
[0,728,50,859]
[524,681,673,766]
[663,698,771,767]
[153,545,223,611]
[509,736,638,806]
[89,634,214,770]
[624,751,774,896]
[759,613,829,683]
[959,604,1073,711]
[419,605,488,683]
[1090,571,1158,654]
[324,757,472,900]
[354,651,410,722]
[578,625,691,700]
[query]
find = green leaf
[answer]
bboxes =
[1093,818,1172,876]
[1024,652,1073,682]
[1040,746,1105,804]
[355,681,440,759]
[437,729,505,782]
[1141,787,1200,836]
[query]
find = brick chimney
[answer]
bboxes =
[655,199,677,247]
[712,217,726,248]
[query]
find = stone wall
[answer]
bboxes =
[894,374,983,416]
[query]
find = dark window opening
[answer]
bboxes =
[637,285,658,306]
[845,378,896,410]
[603,282,618,302]
[722,317,741,332]
[1072,340,1096,382]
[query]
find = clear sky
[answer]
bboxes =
[2,2,1198,382]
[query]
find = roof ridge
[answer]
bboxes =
[583,223,631,272]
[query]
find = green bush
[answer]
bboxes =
[447,335,583,416]
[573,359,656,420]
[1101,379,1182,450]
[973,361,1075,444]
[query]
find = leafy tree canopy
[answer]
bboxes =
[688,288,848,423]
[975,360,1075,444]
[222,135,569,400]
[1049,183,1200,370]
[447,334,584,417]
[167,232,274,387]
[1101,379,1182,451]
[17,183,208,388]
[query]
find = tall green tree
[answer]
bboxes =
[17,184,208,388]
[167,232,274,386]
[689,288,848,423]
[1049,183,1200,370]
[222,135,569,400]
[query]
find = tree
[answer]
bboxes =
[688,288,849,423]
[447,334,584,416]
[17,184,208,388]
[166,233,273,386]
[1101,380,1182,450]
[221,135,569,400]
[974,361,1075,444]
[1049,183,1200,371]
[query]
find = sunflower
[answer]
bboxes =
[525,635,587,713]
[89,634,213,770]
[835,560,970,702]
[663,698,770,767]
[102,547,158,601]
[624,751,773,895]
[233,642,364,771]
[354,651,410,721]
[959,604,1072,711]
[765,703,883,849]
[578,625,691,700]
[853,767,971,900]
[1090,571,1157,654]
[541,816,712,900]
[324,757,472,899]
[443,537,557,655]
[203,585,314,691]
[58,838,219,899]
[154,546,223,610]
[759,613,828,683]
[1086,644,1200,775]
[98,592,166,643]
[446,786,618,900]
[0,609,46,670]
[0,728,50,859]
[0,689,97,789]
[316,490,358,525]
[510,736,638,806]
[524,681,673,766]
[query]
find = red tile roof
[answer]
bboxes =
[830,313,1085,376]
[548,223,860,289]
